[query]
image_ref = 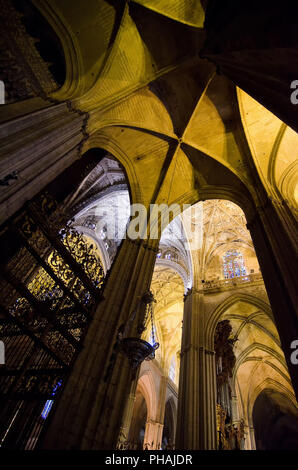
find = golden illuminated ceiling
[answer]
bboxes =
[34,0,297,219]
[34,0,298,217]
[159,199,260,284]
[238,90,298,215]
[35,0,297,397]
[197,200,259,280]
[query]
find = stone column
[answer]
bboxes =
[247,199,298,399]
[156,375,168,448]
[117,379,138,447]
[247,425,256,450]
[143,374,167,450]
[41,237,159,449]
[176,290,217,450]
[0,100,88,225]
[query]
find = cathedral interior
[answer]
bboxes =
[0,0,298,451]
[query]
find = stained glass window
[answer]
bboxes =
[41,380,62,420]
[223,250,246,279]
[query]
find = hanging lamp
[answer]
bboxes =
[120,291,159,370]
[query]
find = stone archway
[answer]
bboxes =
[253,388,298,450]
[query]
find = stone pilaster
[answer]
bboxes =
[117,382,138,446]
[176,289,217,449]
[41,237,159,449]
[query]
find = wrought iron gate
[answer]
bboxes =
[0,192,104,449]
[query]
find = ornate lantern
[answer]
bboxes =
[120,291,159,370]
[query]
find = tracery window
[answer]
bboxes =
[223,250,246,279]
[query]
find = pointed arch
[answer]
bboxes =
[85,131,142,206]
[247,378,298,426]
[206,292,273,349]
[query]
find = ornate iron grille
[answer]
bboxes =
[0,192,104,449]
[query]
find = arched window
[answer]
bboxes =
[149,326,158,346]
[100,227,107,239]
[223,250,246,279]
[169,355,176,382]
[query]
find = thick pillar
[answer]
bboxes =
[247,199,298,399]
[0,100,88,225]
[176,290,217,450]
[40,237,158,449]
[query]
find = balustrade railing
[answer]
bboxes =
[202,273,263,292]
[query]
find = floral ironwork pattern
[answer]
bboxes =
[0,191,106,449]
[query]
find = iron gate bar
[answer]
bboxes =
[0,304,69,368]
[27,203,102,299]
[11,225,91,318]
[0,193,105,449]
